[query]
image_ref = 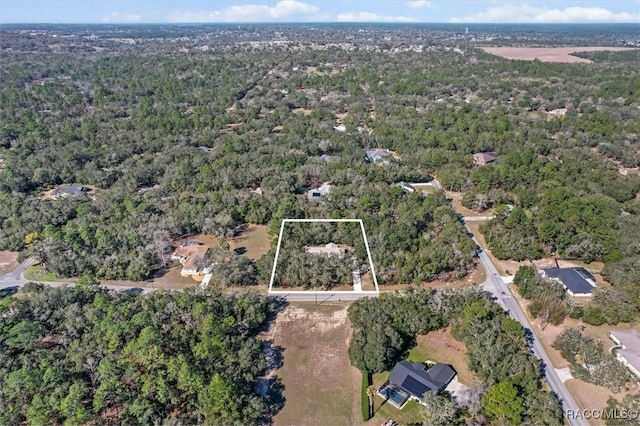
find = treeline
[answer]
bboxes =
[553,328,632,392]
[1,29,639,290]
[348,289,563,425]
[0,285,280,425]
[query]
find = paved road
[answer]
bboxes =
[469,227,585,426]
[0,256,34,282]
[268,291,378,302]
[0,257,153,294]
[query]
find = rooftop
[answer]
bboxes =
[610,329,640,376]
[52,183,88,198]
[305,242,345,256]
[541,267,597,296]
[388,360,456,399]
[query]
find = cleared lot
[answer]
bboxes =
[264,303,362,425]
[481,46,637,63]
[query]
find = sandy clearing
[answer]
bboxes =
[266,303,361,425]
[482,46,637,63]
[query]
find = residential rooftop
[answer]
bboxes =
[540,267,597,296]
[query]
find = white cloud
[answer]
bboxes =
[337,11,418,22]
[168,0,325,22]
[450,3,639,23]
[102,12,141,23]
[406,1,433,9]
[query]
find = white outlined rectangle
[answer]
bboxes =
[268,218,380,294]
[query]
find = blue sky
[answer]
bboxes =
[1,1,639,24]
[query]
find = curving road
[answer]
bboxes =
[468,225,585,426]
[0,257,153,294]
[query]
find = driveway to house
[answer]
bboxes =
[469,226,585,426]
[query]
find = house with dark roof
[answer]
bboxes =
[51,183,89,199]
[539,267,597,297]
[379,360,456,408]
[473,152,498,166]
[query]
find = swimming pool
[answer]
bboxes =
[380,385,409,407]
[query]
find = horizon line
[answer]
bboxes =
[1,21,637,25]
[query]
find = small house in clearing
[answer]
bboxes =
[473,152,498,166]
[307,182,333,201]
[52,183,89,199]
[171,243,210,276]
[609,329,640,379]
[365,148,393,165]
[539,267,597,297]
[395,181,416,193]
[305,242,345,256]
[379,360,456,408]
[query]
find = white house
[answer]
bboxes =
[609,330,640,379]
[307,182,333,201]
[305,242,345,256]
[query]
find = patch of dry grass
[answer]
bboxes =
[0,251,19,275]
[482,46,637,63]
[228,224,271,261]
[267,303,362,425]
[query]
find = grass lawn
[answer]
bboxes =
[24,264,56,282]
[408,327,477,386]
[228,224,271,261]
[266,303,362,425]
[368,370,422,425]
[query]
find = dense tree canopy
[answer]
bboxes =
[0,285,279,425]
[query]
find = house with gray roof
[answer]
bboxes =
[473,152,498,166]
[365,148,393,165]
[379,360,456,407]
[52,183,89,199]
[609,329,640,378]
[539,267,597,297]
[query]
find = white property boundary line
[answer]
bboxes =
[268,218,380,295]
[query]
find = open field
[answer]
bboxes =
[266,303,362,425]
[228,224,271,260]
[0,251,19,275]
[482,46,637,63]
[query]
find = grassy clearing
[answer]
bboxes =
[24,264,56,282]
[228,224,271,261]
[267,303,361,425]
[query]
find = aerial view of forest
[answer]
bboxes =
[1,14,639,426]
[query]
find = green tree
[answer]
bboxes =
[482,381,525,425]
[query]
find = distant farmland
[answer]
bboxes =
[481,46,637,63]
